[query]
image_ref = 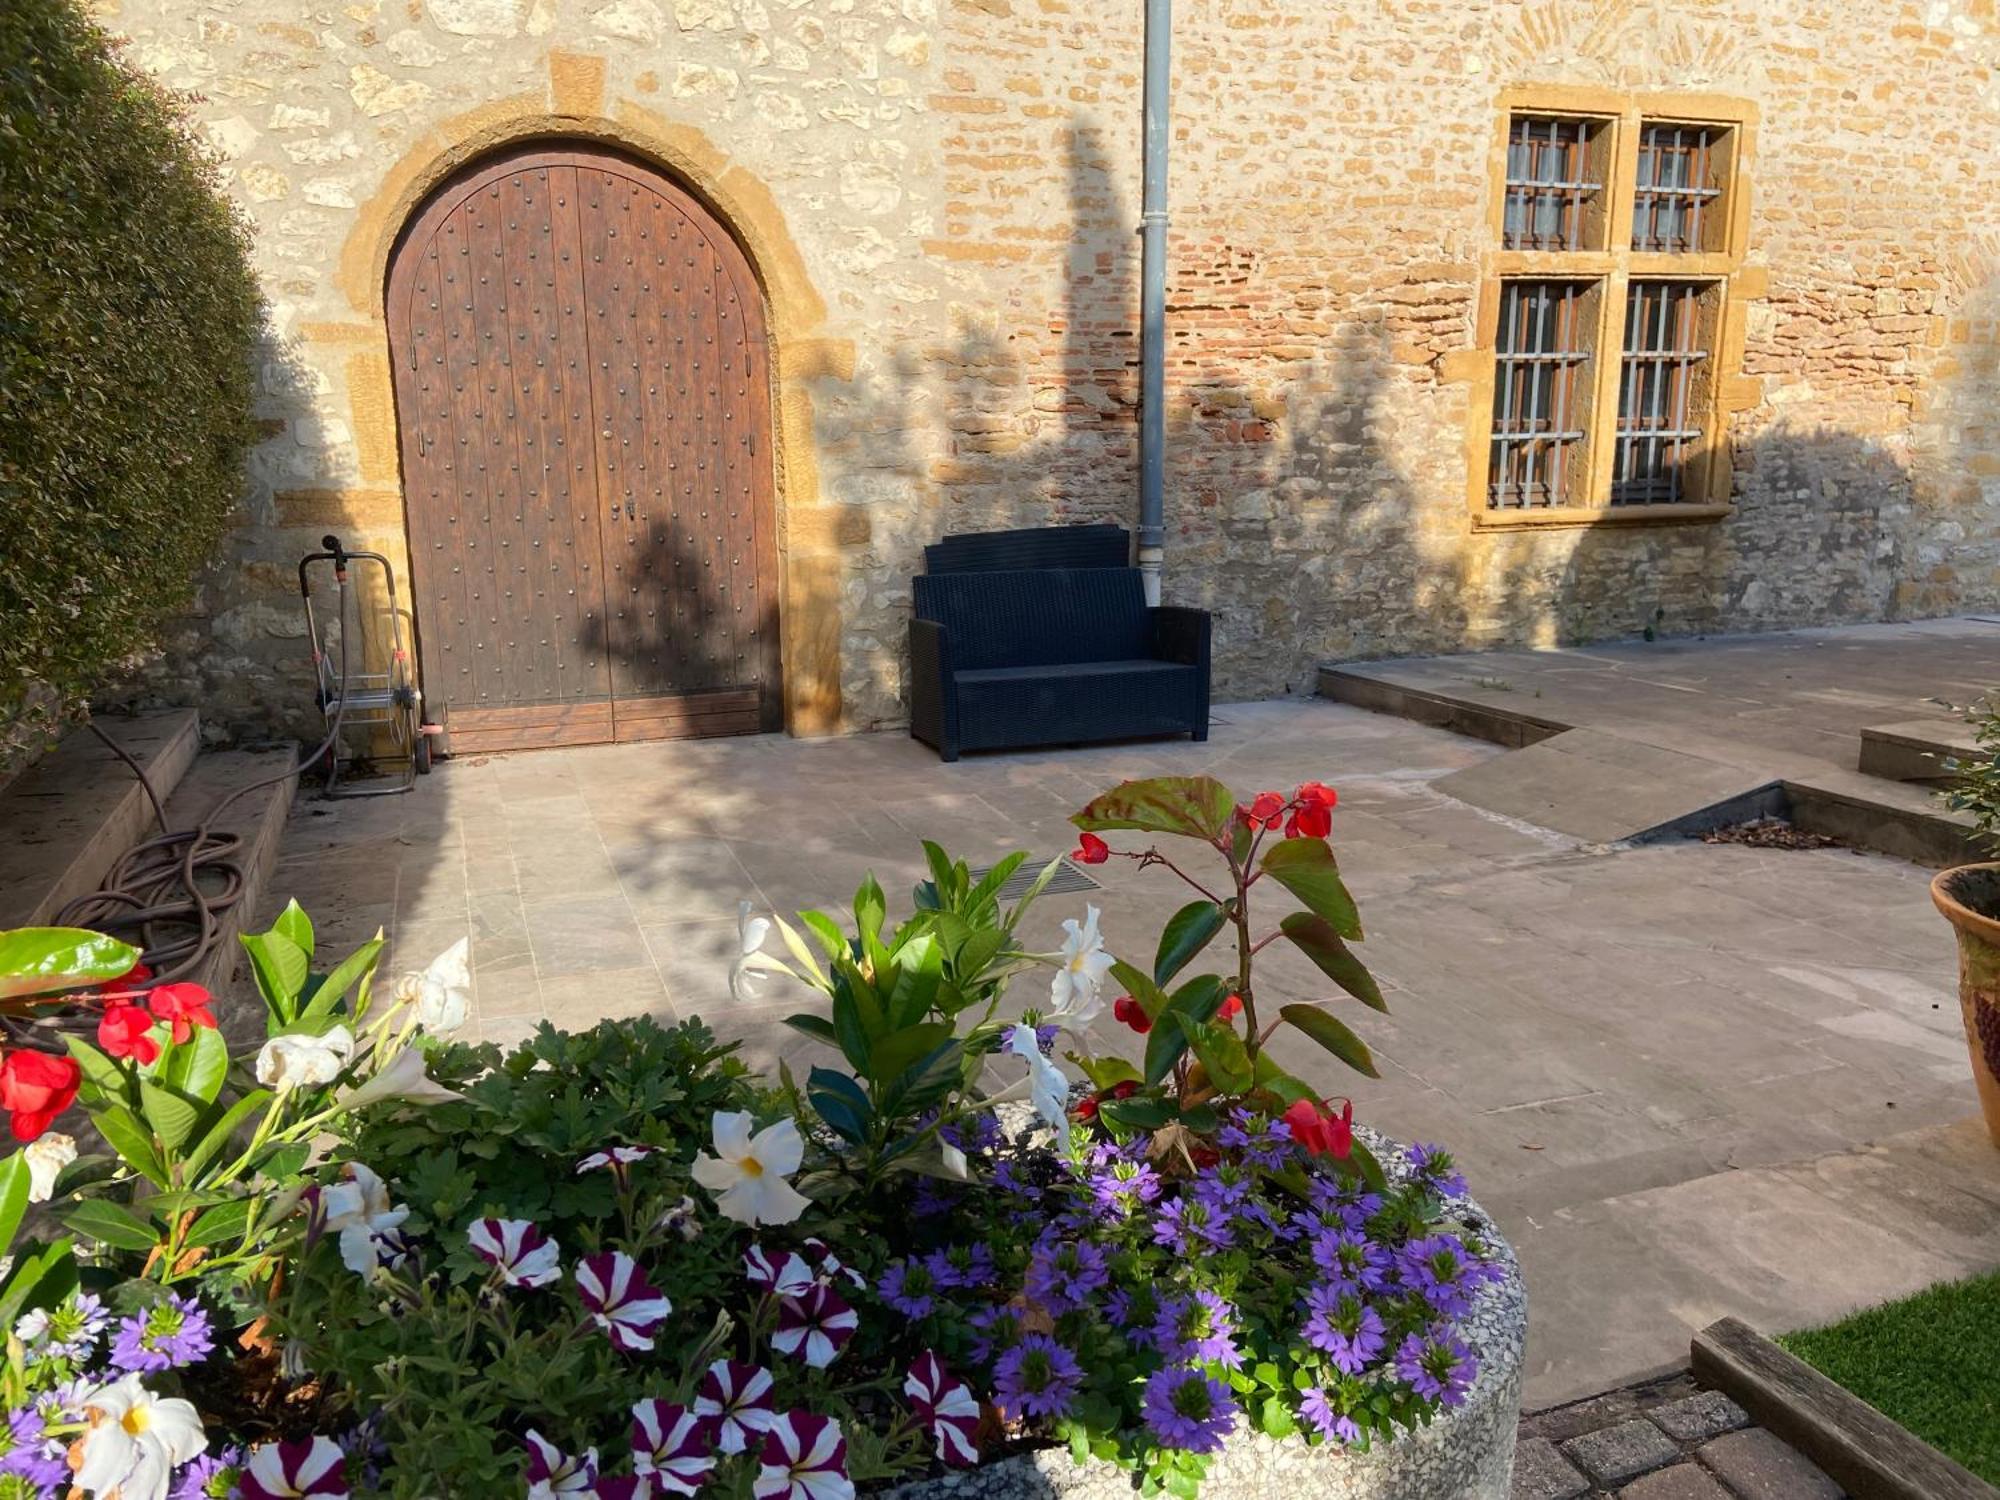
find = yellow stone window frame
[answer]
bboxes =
[1454,87,1766,530]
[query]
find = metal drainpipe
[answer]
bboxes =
[1136,0,1170,607]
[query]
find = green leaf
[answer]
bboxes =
[159,1024,229,1106]
[89,1105,167,1186]
[807,1068,872,1145]
[966,852,1027,910]
[1099,1095,1176,1131]
[1185,1020,1254,1095]
[782,1013,841,1049]
[299,935,385,1026]
[854,874,887,945]
[884,934,944,1030]
[180,1090,272,1184]
[1278,1003,1380,1078]
[1143,1014,1190,1087]
[273,899,314,961]
[867,1022,955,1086]
[1251,1052,1318,1108]
[1109,960,1168,1022]
[1347,1137,1389,1194]
[0,1239,77,1329]
[62,1199,158,1253]
[0,1154,30,1254]
[1071,776,1238,842]
[63,1035,127,1109]
[183,1198,254,1249]
[1258,1396,1297,1440]
[240,930,310,1024]
[1067,1053,1141,1090]
[1279,913,1386,1012]
[827,990,874,1073]
[0,928,139,1000]
[1259,839,1362,939]
[1154,901,1228,987]
[139,1080,202,1152]
[796,911,850,967]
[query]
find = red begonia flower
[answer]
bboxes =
[1111,996,1152,1034]
[1074,1095,1099,1122]
[147,983,218,1045]
[1248,791,1285,828]
[1109,1080,1139,1100]
[0,1051,82,1141]
[1072,833,1110,865]
[1216,993,1243,1022]
[1283,1097,1355,1159]
[98,1004,160,1065]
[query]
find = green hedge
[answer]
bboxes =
[0,0,261,743]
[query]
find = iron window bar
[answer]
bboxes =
[1612,281,1709,505]
[1489,280,1592,509]
[1503,116,1603,251]
[1633,124,1722,253]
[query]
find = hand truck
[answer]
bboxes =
[298,534,436,796]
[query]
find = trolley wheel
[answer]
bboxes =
[413,733,433,775]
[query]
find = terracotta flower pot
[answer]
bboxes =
[1931,862,2000,1147]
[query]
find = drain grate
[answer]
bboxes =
[968,855,1101,900]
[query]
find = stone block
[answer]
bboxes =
[1616,1464,1732,1499]
[1694,1429,1840,1500]
[1645,1391,1747,1445]
[1509,1436,1588,1500]
[1560,1420,1682,1488]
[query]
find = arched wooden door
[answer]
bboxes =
[386,143,781,753]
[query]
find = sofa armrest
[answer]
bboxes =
[908,617,960,760]
[1149,606,1210,667]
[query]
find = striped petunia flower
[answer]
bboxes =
[239,1436,350,1499]
[771,1285,857,1370]
[902,1352,980,1468]
[743,1245,815,1296]
[800,1237,865,1290]
[522,1430,598,1498]
[752,1413,853,1500]
[575,1252,672,1353]
[693,1359,778,1455]
[576,1145,659,1174]
[466,1219,562,1290]
[631,1400,717,1496]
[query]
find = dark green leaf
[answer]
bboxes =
[300,935,385,1026]
[62,1199,158,1253]
[159,1023,229,1106]
[181,1090,272,1183]
[1071,775,1238,842]
[0,1153,29,1254]
[807,1068,872,1144]
[139,1079,201,1152]
[1099,1095,1176,1131]
[782,1013,840,1048]
[1185,1020,1254,1095]
[1259,839,1362,939]
[1278,913,1387,1012]
[1154,900,1228,987]
[1251,1051,1318,1107]
[867,1022,955,1086]
[0,928,139,1000]
[183,1198,254,1249]
[240,930,310,1024]
[63,1035,126,1109]
[1278,1003,1380,1077]
[828,991,873,1073]
[1067,1053,1141,1090]
[89,1105,167,1186]
[1109,960,1168,1022]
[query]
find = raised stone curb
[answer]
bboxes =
[1559,1419,1681,1487]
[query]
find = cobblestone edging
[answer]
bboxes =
[1514,1371,1847,1499]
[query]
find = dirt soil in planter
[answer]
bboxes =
[1698,819,1848,851]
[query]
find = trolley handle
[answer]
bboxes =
[298,534,392,596]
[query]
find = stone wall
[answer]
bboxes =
[95,0,2000,740]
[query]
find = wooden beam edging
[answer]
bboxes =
[1690,1317,2000,1500]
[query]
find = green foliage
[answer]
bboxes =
[1941,699,2000,856]
[0,0,261,738]
[0,927,139,1002]
[1781,1269,2000,1484]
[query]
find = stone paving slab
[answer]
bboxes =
[257,697,2000,1405]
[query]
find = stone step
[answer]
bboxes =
[1857,716,1982,784]
[157,749,301,1002]
[0,710,201,931]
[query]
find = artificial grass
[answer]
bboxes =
[1779,1269,2000,1485]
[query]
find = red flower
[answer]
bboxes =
[98,1004,160,1065]
[1216,993,1243,1022]
[86,959,153,1003]
[1286,782,1338,839]
[1112,996,1152,1034]
[1072,832,1110,865]
[0,1051,82,1142]
[1074,1095,1099,1121]
[147,983,217,1045]
[1297,781,1339,809]
[1109,1080,1139,1100]
[1282,1097,1354,1159]
[1248,791,1285,828]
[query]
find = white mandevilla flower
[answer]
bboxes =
[23,1132,76,1204]
[729,901,788,1003]
[333,1047,461,1112]
[1047,904,1114,1026]
[72,1373,207,1500]
[392,936,471,1033]
[255,1026,356,1091]
[320,1162,412,1279]
[691,1111,810,1226]
[1005,1024,1071,1151]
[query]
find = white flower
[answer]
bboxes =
[333,1047,461,1112]
[255,1026,356,1091]
[320,1162,411,1278]
[1048,904,1114,1026]
[73,1373,207,1500]
[729,901,787,1003]
[14,1308,49,1345]
[393,937,471,1034]
[23,1132,75,1203]
[1005,1024,1071,1150]
[691,1112,810,1226]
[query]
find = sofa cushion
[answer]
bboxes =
[953,659,1200,750]
[913,568,1149,669]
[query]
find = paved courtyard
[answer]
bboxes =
[264,696,2000,1408]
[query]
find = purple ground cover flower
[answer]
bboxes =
[0,1408,65,1490]
[1086,1156,1161,1215]
[1408,1144,1468,1198]
[1140,1367,1237,1453]
[1311,1226,1395,1293]
[1151,1196,1233,1255]
[922,1243,995,1291]
[1024,1235,1107,1313]
[110,1293,214,1373]
[967,1304,1024,1364]
[171,1445,246,1500]
[1400,1234,1476,1316]
[1298,1387,1361,1445]
[877,1258,938,1318]
[1394,1328,1477,1408]
[1151,1290,1241,1368]
[991,1334,1082,1421]
[1300,1285,1385,1374]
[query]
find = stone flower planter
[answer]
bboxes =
[1932,861,2000,1146]
[889,1137,1526,1500]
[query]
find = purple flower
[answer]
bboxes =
[522,1431,597,1495]
[694,1360,778,1455]
[467,1218,562,1289]
[752,1411,851,1500]
[745,1245,816,1296]
[1033,1023,1060,1055]
[632,1400,718,1495]
[773,1285,858,1369]
[1312,1226,1395,1294]
[241,1437,347,1499]
[904,1352,980,1468]
[940,1113,1001,1154]
[991,1334,1082,1421]
[575,1252,673,1353]
[1408,1144,1468,1198]
[1151,1290,1242,1369]
[1395,1328,1477,1408]
[1140,1367,1237,1453]
[1400,1234,1476,1317]
[172,1445,246,1500]
[923,1244,994,1291]
[17,1291,109,1366]
[1151,1197,1233,1255]
[968,1303,1023,1364]
[1024,1235,1108,1314]
[0,1408,65,1489]
[1300,1286,1385,1374]
[110,1293,214,1373]
[878,1258,939,1318]
[1299,1387,1361,1445]
[911,1178,956,1217]
[991,1158,1041,1200]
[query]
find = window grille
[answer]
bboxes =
[1612,281,1709,505]
[1488,281,1592,509]
[1503,117,1601,251]
[1632,124,1723,253]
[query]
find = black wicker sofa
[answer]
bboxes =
[909,560,1210,761]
